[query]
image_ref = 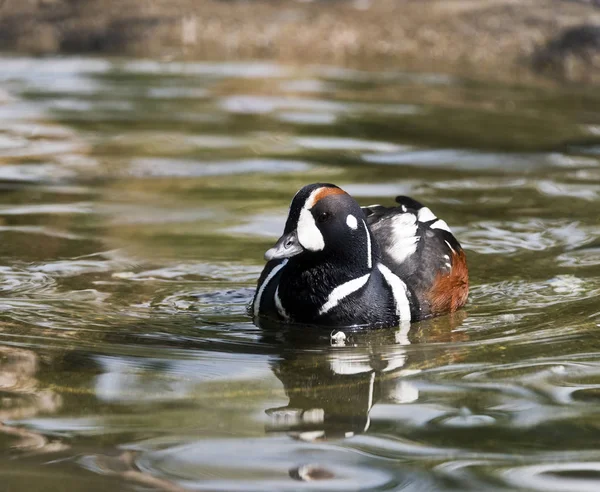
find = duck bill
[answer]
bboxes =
[264,231,304,261]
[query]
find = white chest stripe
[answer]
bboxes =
[274,285,289,320]
[378,263,411,321]
[363,219,372,269]
[253,259,288,317]
[319,273,371,315]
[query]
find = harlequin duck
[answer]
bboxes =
[252,183,468,328]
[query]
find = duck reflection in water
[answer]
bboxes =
[263,311,467,444]
[0,345,63,454]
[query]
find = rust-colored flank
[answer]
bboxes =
[428,249,469,315]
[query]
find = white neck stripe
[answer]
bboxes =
[363,219,372,269]
[319,273,371,315]
[378,263,411,321]
[253,259,288,317]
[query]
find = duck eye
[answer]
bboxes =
[317,212,331,223]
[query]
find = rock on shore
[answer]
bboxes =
[0,0,599,83]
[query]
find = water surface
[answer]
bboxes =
[0,56,599,491]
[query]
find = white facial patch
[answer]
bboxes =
[297,207,325,251]
[346,214,358,230]
[295,188,327,252]
[386,213,419,264]
[378,263,411,321]
[417,206,437,223]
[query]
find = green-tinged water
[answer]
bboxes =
[0,56,599,491]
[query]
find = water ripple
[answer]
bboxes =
[501,462,600,492]
[0,266,55,296]
[127,158,311,178]
[123,437,406,491]
[461,220,595,254]
[0,56,599,492]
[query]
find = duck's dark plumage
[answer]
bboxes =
[252,184,468,328]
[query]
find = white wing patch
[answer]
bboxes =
[386,213,419,264]
[319,273,371,315]
[431,219,452,232]
[417,206,437,223]
[378,263,411,321]
[253,259,288,317]
[417,206,452,233]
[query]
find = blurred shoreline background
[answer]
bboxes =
[0,1,600,491]
[1,0,599,84]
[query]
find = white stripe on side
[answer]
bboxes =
[319,273,371,315]
[363,219,372,269]
[377,263,411,321]
[274,285,290,320]
[253,259,288,317]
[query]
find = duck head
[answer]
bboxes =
[265,183,377,270]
